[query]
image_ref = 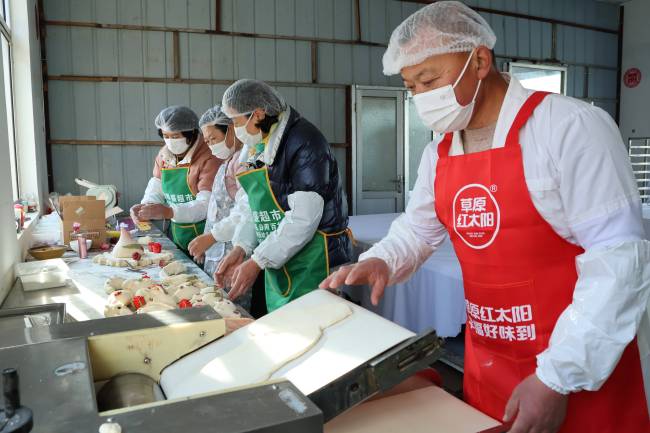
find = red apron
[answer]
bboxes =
[434,91,649,431]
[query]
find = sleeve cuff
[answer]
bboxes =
[535,365,571,395]
[233,241,254,257]
[251,253,267,270]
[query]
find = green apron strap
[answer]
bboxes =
[161,166,205,251]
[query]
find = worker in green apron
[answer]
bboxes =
[214,79,353,313]
[131,105,221,252]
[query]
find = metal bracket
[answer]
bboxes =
[309,329,443,422]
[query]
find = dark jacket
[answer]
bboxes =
[267,107,352,268]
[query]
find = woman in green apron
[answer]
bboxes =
[214,79,353,313]
[130,105,221,252]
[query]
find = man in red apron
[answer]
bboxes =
[321,2,650,432]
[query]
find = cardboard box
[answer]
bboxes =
[59,196,106,249]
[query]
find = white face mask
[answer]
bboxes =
[209,131,234,160]
[412,49,482,134]
[165,137,190,155]
[234,112,263,146]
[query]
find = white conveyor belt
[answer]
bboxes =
[160,290,415,399]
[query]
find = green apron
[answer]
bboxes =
[161,165,206,252]
[236,166,329,312]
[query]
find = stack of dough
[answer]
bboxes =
[112,227,143,258]
[103,274,239,318]
[93,228,173,268]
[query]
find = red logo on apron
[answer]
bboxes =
[453,184,500,249]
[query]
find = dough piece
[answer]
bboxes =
[107,290,132,308]
[172,302,352,395]
[122,278,156,295]
[93,251,174,268]
[137,302,175,314]
[212,299,240,318]
[137,236,154,246]
[112,227,144,259]
[104,304,134,318]
[162,274,198,288]
[104,290,134,318]
[152,293,177,307]
[201,292,223,305]
[161,261,187,278]
[192,280,208,289]
[200,286,218,295]
[93,254,130,267]
[104,276,125,294]
[135,287,174,306]
[172,284,201,303]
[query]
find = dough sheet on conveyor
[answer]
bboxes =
[160,290,416,399]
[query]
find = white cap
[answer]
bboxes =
[382,1,496,76]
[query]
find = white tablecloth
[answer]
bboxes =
[347,214,466,338]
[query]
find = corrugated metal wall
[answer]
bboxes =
[43,0,620,210]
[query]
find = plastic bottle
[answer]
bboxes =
[73,222,88,259]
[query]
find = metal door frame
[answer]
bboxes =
[352,85,407,215]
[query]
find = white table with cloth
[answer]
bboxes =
[345,213,466,338]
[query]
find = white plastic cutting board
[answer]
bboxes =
[160,290,416,399]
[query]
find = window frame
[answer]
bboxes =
[508,62,568,96]
[0,2,18,201]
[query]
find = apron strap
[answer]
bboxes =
[437,132,454,158]
[504,91,550,148]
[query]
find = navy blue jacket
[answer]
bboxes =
[267,107,352,268]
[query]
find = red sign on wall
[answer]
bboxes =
[623,68,642,88]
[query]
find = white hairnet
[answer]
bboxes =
[154,105,199,132]
[199,105,232,128]
[221,79,287,117]
[382,1,496,75]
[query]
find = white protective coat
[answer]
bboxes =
[360,75,650,405]
[140,142,211,224]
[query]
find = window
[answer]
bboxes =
[0,0,17,200]
[509,63,567,95]
[628,138,650,205]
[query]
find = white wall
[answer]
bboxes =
[619,0,650,145]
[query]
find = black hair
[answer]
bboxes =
[214,124,228,135]
[158,128,200,146]
[255,114,279,134]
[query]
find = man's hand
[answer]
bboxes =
[505,374,568,433]
[319,258,390,306]
[130,204,145,223]
[188,233,216,259]
[139,203,173,220]
[228,259,261,301]
[215,246,246,288]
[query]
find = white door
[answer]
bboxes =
[353,86,406,215]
